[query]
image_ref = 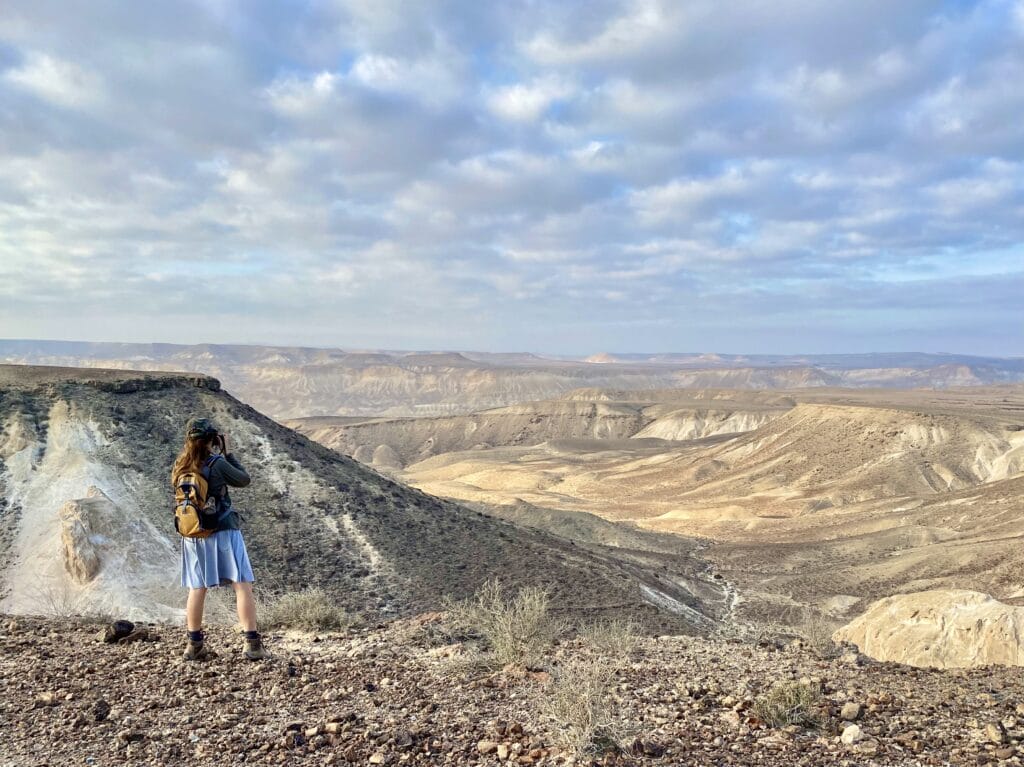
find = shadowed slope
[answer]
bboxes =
[0,366,721,630]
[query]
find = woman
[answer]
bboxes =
[172,417,267,661]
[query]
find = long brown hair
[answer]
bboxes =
[171,436,214,482]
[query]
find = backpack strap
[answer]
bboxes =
[200,454,222,479]
[201,454,230,519]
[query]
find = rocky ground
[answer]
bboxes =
[3,614,1024,767]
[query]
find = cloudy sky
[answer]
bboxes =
[0,1,1022,354]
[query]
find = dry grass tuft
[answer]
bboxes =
[444,580,567,668]
[713,618,793,646]
[260,588,350,631]
[753,680,824,729]
[26,581,87,619]
[580,617,639,659]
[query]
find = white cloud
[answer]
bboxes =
[4,52,105,109]
[524,0,672,67]
[598,78,689,119]
[629,164,767,224]
[350,51,465,106]
[486,76,575,121]
[0,0,1021,353]
[265,71,340,117]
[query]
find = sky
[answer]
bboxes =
[0,0,1022,355]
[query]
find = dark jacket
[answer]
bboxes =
[205,453,250,531]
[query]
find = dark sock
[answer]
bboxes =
[187,629,204,643]
[243,630,260,641]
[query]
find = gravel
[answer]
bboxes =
[2,614,1021,766]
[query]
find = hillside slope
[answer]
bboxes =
[0,366,721,630]
[381,397,1024,529]
[292,385,1024,621]
[651,402,1024,518]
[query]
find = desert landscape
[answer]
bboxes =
[3,0,1023,763]
[0,365,717,631]
[3,359,1024,764]
[287,385,1024,626]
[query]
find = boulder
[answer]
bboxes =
[834,590,1024,669]
[101,620,135,644]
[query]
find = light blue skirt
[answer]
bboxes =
[180,529,255,589]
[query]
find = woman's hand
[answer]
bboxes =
[219,434,229,454]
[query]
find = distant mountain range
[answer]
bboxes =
[2,339,1022,419]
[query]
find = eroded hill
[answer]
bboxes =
[0,366,722,630]
[291,386,1024,623]
[285,394,788,469]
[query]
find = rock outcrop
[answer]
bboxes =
[834,590,1024,669]
[58,487,112,584]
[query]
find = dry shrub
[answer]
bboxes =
[394,616,458,649]
[24,582,111,623]
[581,617,639,660]
[795,610,842,658]
[260,588,349,631]
[537,657,623,757]
[753,681,823,729]
[26,581,86,618]
[721,608,841,656]
[439,645,494,677]
[445,580,566,668]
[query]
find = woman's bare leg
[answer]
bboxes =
[232,581,257,632]
[185,587,207,631]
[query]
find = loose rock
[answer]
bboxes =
[840,701,863,721]
[841,724,863,745]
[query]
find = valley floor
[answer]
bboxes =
[1,614,1022,766]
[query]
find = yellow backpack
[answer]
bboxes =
[173,455,222,538]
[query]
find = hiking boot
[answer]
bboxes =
[182,640,215,661]
[244,634,268,661]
